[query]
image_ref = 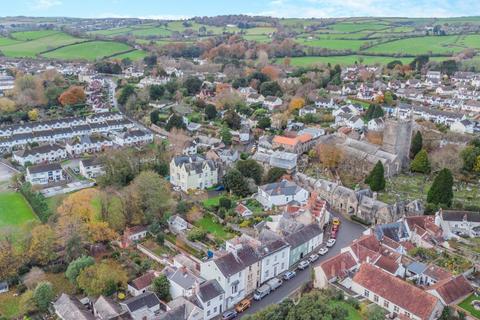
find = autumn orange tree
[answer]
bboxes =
[261,65,280,80]
[59,85,86,106]
[28,224,57,266]
[316,143,343,169]
[289,97,305,113]
[56,189,117,245]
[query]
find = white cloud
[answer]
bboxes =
[32,0,62,9]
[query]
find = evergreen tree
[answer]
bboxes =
[152,274,171,302]
[220,126,232,145]
[410,149,431,174]
[365,161,386,191]
[205,104,217,120]
[427,168,454,207]
[223,169,251,197]
[165,114,186,131]
[410,131,423,159]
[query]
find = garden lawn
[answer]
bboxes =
[331,301,362,320]
[42,41,132,60]
[195,215,233,241]
[202,195,223,208]
[0,192,38,228]
[458,294,480,319]
[0,292,22,319]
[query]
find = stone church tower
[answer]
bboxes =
[381,118,413,168]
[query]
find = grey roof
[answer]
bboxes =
[173,155,216,174]
[53,293,95,320]
[214,245,260,277]
[374,222,409,242]
[197,279,224,303]
[407,261,428,275]
[81,157,103,167]
[122,292,160,312]
[93,295,123,320]
[166,267,203,290]
[285,224,322,248]
[15,143,63,157]
[442,210,480,223]
[27,162,62,174]
[260,180,304,197]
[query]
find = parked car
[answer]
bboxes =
[235,299,251,313]
[330,229,337,239]
[326,239,336,247]
[254,284,271,301]
[173,186,181,191]
[222,310,238,320]
[309,254,319,263]
[298,260,310,270]
[318,247,329,255]
[283,270,296,280]
[267,277,283,291]
[332,217,340,226]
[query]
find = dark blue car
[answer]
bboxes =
[222,310,238,320]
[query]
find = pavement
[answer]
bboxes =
[239,211,366,318]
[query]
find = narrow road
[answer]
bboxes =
[239,212,366,318]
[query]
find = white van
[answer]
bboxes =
[267,277,283,291]
[253,284,271,300]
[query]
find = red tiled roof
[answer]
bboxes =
[353,263,440,320]
[423,264,452,282]
[319,251,357,281]
[273,135,298,146]
[428,275,473,305]
[130,271,156,290]
[235,203,250,215]
[374,256,399,274]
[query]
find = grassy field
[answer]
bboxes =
[11,30,59,40]
[111,49,148,61]
[0,37,20,46]
[0,32,85,58]
[365,35,464,55]
[285,55,414,66]
[298,38,368,50]
[43,41,132,60]
[0,192,38,229]
[330,22,388,32]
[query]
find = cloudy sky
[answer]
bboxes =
[5,0,480,18]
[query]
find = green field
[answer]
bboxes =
[0,37,20,46]
[330,22,389,32]
[0,192,38,228]
[11,30,59,41]
[298,38,368,50]
[0,32,85,58]
[111,49,148,60]
[365,35,465,55]
[286,55,414,66]
[43,41,132,60]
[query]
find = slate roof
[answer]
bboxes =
[122,292,160,312]
[260,179,304,197]
[197,279,224,303]
[15,143,63,157]
[166,267,203,290]
[406,261,428,275]
[27,162,62,174]
[442,210,480,223]
[214,245,260,277]
[285,224,322,248]
[374,221,409,242]
[172,155,216,174]
[53,293,95,320]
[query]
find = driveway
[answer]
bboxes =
[239,211,366,318]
